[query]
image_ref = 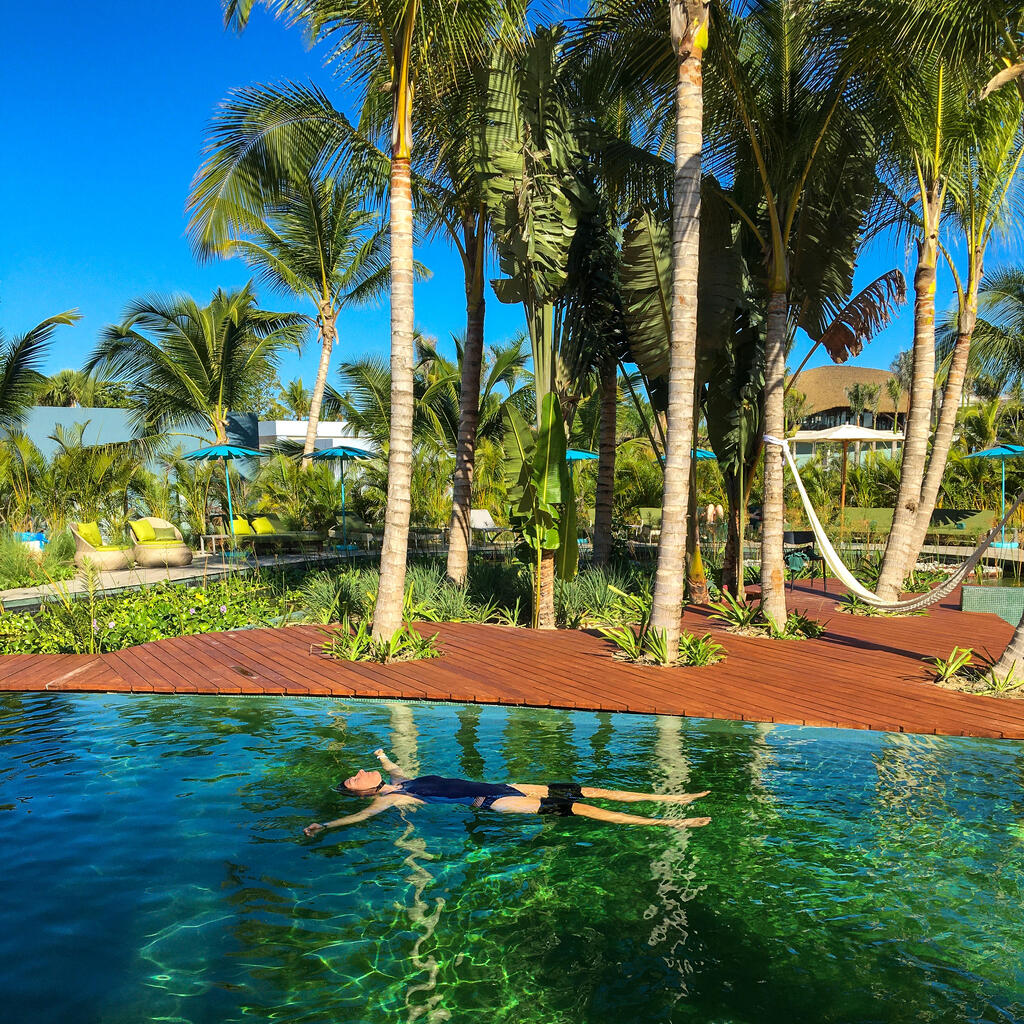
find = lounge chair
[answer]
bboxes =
[469,509,513,551]
[128,517,193,568]
[71,521,132,571]
[636,507,662,543]
[250,515,324,551]
[328,515,381,550]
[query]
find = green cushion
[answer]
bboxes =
[130,519,156,542]
[231,519,254,536]
[96,544,128,552]
[135,539,183,547]
[76,521,103,548]
[152,526,177,540]
[251,516,276,536]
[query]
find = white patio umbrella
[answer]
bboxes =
[791,424,905,511]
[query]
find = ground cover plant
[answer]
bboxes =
[0,574,288,655]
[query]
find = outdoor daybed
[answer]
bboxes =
[71,522,132,571]
[128,517,193,567]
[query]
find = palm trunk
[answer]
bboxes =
[876,193,940,600]
[722,479,744,599]
[760,289,788,625]
[592,355,617,566]
[301,304,336,467]
[650,0,707,660]
[995,603,1024,678]
[537,547,557,629]
[373,155,415,639]
[907,298,977,562]
[446,219,486,585]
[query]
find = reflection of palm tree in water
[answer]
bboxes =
[645,716,701,996]
[395,814,450,1023]
[384,703,450,1023]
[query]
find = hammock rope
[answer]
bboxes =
[763,434,1023,613]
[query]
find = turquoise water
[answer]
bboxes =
[1,693,1022,1024]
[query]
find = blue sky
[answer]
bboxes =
[0,1,974,388]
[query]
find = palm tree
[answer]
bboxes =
[644,0,709,653]
[223,0,511,639]
[577,0,708,654]
[86,285,305,443]
[0,312,79,430]
[189,170,393,465]
[712,0,880,625]
[279,378,312,419]
[37,369,129,409]
[904,95,1024,562]
[867,0,1024,599]
[954,268,1024,391]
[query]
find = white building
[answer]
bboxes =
[257,420,375,455]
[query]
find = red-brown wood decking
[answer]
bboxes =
[3,582,1024,740]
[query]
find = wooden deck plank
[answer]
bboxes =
[2,581,1023,739]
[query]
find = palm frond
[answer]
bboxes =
[816,269,908,363]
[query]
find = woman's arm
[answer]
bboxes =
[303,795,416,836]
[374,747,410,782]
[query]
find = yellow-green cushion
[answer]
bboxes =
[152,526,178,541]
[96,544,128,552]
[251,516,276,536]
[130,520,156,542]
[231,519,254,536]
[76,522,103,548]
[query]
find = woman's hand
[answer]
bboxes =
[373,748,385,759]
[303,822,326,837]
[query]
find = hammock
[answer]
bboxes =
[763,434,1024,613]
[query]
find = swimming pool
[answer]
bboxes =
[1,693,1021,1023]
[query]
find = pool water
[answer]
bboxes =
[1,694,1022,1024]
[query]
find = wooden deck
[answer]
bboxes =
[3,581,1024,740]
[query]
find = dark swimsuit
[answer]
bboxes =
[394,775,525,810]
[393,776,582,815]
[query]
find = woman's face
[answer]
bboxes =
[341,768,383,795]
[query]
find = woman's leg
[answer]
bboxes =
[580,787,710,805]
[510,784,709,805]
[489,796,710,828]
[570,803,710,828]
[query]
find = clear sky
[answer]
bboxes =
[0,1,982,389]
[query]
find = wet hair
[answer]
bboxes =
[334,775,384,796]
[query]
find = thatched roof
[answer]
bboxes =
[790,365,909,415]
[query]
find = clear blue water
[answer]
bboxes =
[1,692,1022,1024]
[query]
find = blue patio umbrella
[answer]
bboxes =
[658,448,718,461]
[565,448,598,463]
[311,444,373,544]
[965,443,1024,548]
[181,443,264,543]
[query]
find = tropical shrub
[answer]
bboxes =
[314,619,441,664]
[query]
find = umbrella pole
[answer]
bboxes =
[1002,459,1007,546]
[341,459,347,547]
[840,441,848,513]
[225,458,236,549]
